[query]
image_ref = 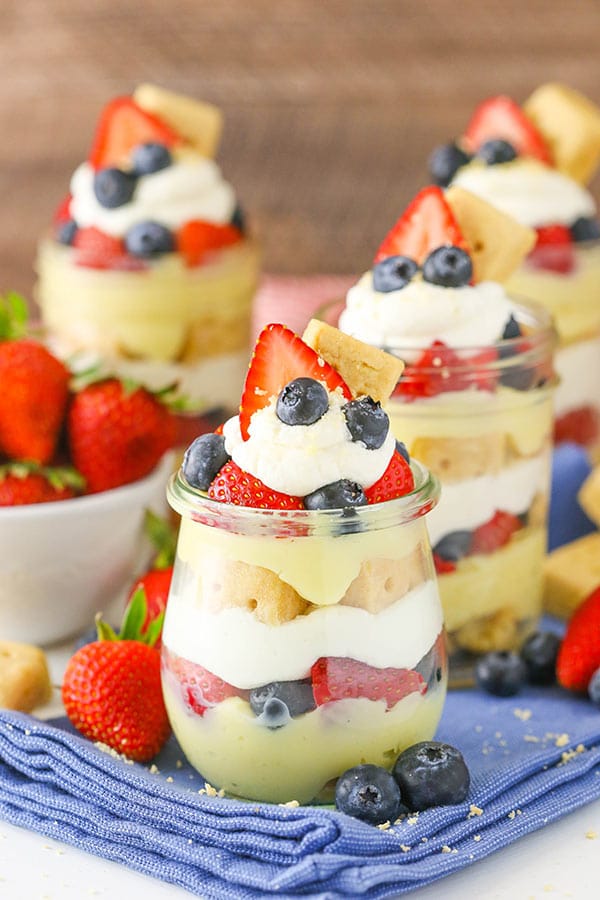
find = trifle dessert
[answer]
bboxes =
[162,321,447,804]
[428,84,600,452]
[36,84,260,419]
[338,185,556,655]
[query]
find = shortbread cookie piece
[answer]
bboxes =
[409,433,507,483]
[450,607,531,654]
[340,546,427,614]
[202,558,309,625]
[302,319,404,402]
[523,83,600,184]
[578,465,600,527]
[134,83,223,158]
[543,532,600,619]
[445,186,536,283]
[0,641,52,712]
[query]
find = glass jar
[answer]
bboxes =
[162,460,446,805]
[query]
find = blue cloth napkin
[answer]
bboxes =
[2,686,600,900]
[548,443,596,550]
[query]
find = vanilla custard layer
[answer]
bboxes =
[162,687,446,804]
[36,237,260,362]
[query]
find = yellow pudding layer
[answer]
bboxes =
[36,237,260,362]
[163,685,446,804]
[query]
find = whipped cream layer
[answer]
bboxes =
[223,391,396,497]
[70,158,236,237]
[554,336,600,417]
[452,158,596,228]
[340,275,518,349]
[163,579,442,687]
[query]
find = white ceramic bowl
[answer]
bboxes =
[0,453,174,646]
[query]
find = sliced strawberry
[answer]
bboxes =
[208,460,304,510]
[88,96,182,169]
[528,224,576,275]
[556,586,600,692]
[466,346,499,392]
[470,510,522,555]
[433,553,457,575]
[176,220,242,267]
[463,95,552,164]
[394,341,464,399]
[364,451,414,503]
[72,226,146,271]
[374,186,471,265]
[163,648,241,716]
[239,323,351,440]
[554,405,600,447]
[53,194,72,226]
[311,657,426,710]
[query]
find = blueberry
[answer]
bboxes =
[182,433,230,491]
[570,216,600,242]
[303,479,368,510]
[588,668,600,705]
[392,742,470,810]
[249,679,315,720]
[335,764,402,825]
[395,440,410,463]
[520,631,561,685]
[231,203,246,233]
[56,219,78,245]
[372,255,419,292]
[501,314,522,340]
[125,221,175,258]
[475,651,527,697]
[276,377,329,426]
[433,531,472,562]
[93,167,137,208]
[414,641,444,691]
[131,142,172,175]
[422,245,473,288]
[428,143,472,187]
[343,396,389,450]
[478,139,517,165]
[257,698,290,729]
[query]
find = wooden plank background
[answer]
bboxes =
[0,0,599,300]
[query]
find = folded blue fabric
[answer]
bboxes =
[1,685,600,900]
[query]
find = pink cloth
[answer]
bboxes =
[252,274,356,340]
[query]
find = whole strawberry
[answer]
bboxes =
[0,292,70,464]
[62,593,170,762]
[556,586,600,692]
[0,463,84,506]
[67,377,176,492]
[124,511,177,648]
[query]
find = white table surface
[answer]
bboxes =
[1,646,599,900]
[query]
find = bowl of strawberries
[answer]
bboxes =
[0,293,177,646]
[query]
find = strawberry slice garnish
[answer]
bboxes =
[394,341,498,400]
[53,194,72,227]
[311,657,426,709]
[554,405,600,447]
[470,510,522,555]
[176,220,242,267]
[374,186,470,265]
[556,586,600,692]
[239,323,351,441]
[208,460,304,509]
[72,227,146,271]
[162,648,242,716]
[88,96,182,169]
[433,554,457,575]
[528,224,576,275]
[364,451,414,503]
[462,95,552,164]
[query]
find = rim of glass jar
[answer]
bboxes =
[167,458,440,537]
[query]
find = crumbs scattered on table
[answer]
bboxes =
[468,804,483,818]
[198,782,225,798]
[441,845,458,854]
[400,844,411,852]
[93,741,134,763]
[585,830,597,839]
[473,834,481,842]
[407,814,419,825]
[148,764,160,775]
[175,759,183,769]
[377,820,391,830]
[514,708,532,722]
[279,800,300,808]
[524,734,540,742]
[554,733,570,748]
[559,744,586,765]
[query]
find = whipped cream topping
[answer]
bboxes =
[223,391,396,497]
[554,336,600,417]
[452,158,596,228]
[340,274,518,349]
[70,158,236,237]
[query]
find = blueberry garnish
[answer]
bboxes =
[131,142,172,175]
[303,479,368,510]
[231,203,246,233]
[475,651,527,697]
[125,221,175,258]
[373,255,419,293]
[588,668,600,706]
[56,219,78,246]
[433,531,472,562]
[392,742,470,810]
[182,433,230,491]
[93,168,137,208]
[501,314,522,340]
[257,698,290,729]
[570,216,600,243]
[276,377,329,426]
[520,631,561,685]
[395,440,410,463]
[343,396,389,450]
[335,764,402,825]
[422,245,473,288]
[249,680,315,720]
[478,139,517,166]
[428,143,472,187]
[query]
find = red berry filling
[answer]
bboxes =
[433,509,524,575]
[528,224,576,275]
[554,405,600,448]
[393,341,499,400]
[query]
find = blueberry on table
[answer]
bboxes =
[428,143,472,187]
[125,221,175,258]
[433,530,472,563]
[182,433,230,491]
[475,651,527,697]
[392,741,470,810]
[373,255,419,292]
[570,216,600,242]
[276,377,329,426]
[335,764,402,825]
[93,168,137,208]
[478,139,518,165]
[422,245,473,288]
[303,479,368,510]
[343,396,389,449]
[249,679,315,720]
[588,668,600,705]
[131,142,172,175]
[520,631,561,685]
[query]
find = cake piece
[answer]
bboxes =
[543,532,600,619]
[0,641,52,711]
[578,465,600,527]
[409,433,507,483]
[134,83,223,158]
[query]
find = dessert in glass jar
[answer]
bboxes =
[162,321,446,804]
[336,185,556,656]
[429,84,600,453]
